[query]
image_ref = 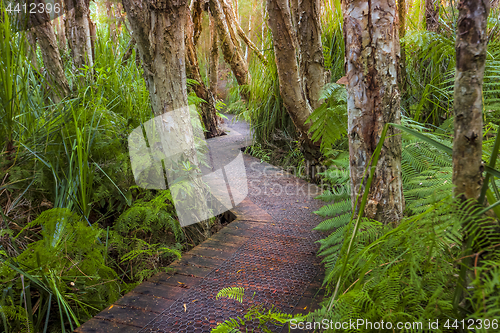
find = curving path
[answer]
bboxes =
[75,115,326,333]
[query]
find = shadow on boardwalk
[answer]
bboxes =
[75,116,326,333]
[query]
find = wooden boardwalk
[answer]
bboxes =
[75,117,326,333]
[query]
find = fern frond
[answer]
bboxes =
[314,212,351,232]
[314,199,351,217]
[216,287,245,303]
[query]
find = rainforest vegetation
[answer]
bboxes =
[1,0,500,332]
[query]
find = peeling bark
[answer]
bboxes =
[267,0,321,172]
[452,0,489,200]
[64,0,94,71]
[425,0,440,32]
[186,9,223,138]
[122,0,212,231]
[266,0,312,137]
[209,12,219,97]
[209,0,250,99]
[192,0,205,45]
[54,16,67,54]
[122,0,188,113]
[30,6,70,101]
[398,0,407,94]
[297,0,325,110]
[343,0,404,223]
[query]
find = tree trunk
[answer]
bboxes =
[192,0,205,46]
[55,16,68,54]
[106,1,117,44]
[209,12,219,97]
[297,0,325,110]
[122,0,214,230]
[266,0,321,176]
[186,9,223,138]
[209,0,250,99]
[65,0,94,71]
[220,0,267,65]
[452,0,489,201]
[30,9,70,101]
[26,29,38,70]
[343,0,404,224]
[425,0,440,32]
[121,38,136,65]
[398,0,407,94]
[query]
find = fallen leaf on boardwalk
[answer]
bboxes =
[236,269,243,273]
[183,304,187,312]
[108,305,114,310]
[177,281,185,285]
[304,306,307,310]
[192,299,197,303]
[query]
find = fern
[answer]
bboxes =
[306,83,348,153]
[216,287,245,303]
[314,200,351,217]
[314,212,351,232]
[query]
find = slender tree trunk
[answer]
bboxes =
[220,0,267,64]
[245,13,251,61]
[65,0,94,71]
[186,10,223,138]
[209,0,250,99]
[297,0,325,110]
[209,12,219,97]
[452,0,489,201]
[30,11,70,101]
[55,16,68,54]
[398,0,407,94]
[192,0,204,46]
[425,0,440,32]
[220,0,241,50]
[343,0,404,223]
[266,0,321,174]
[106,1,117,44]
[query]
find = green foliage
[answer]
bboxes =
[306,83,348,153]
[211,288,295,333]
[233,32,296,145]
[114,190,182,241]
[0,208,121,332]
[321,0,344,81]
[216,287,245,303]
[313,118,500,331]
